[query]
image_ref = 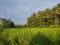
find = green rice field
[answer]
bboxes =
[0,28,60,45]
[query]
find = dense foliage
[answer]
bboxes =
[27,3,60,27]
[0,18,15,28]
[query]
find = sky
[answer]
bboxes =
[0,0,60,24]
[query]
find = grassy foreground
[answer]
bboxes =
[0,28,60,45]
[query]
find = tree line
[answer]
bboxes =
[0,18,15,28]
[0,3,60,28]
[27,3,60,27]
[0,18,27,28]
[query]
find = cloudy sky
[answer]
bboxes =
[0,0,60,24]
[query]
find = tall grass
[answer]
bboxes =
[0,28,60,45]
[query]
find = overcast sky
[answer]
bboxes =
[0,0,60,24]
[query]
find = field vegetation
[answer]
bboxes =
[0,28,60,45]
